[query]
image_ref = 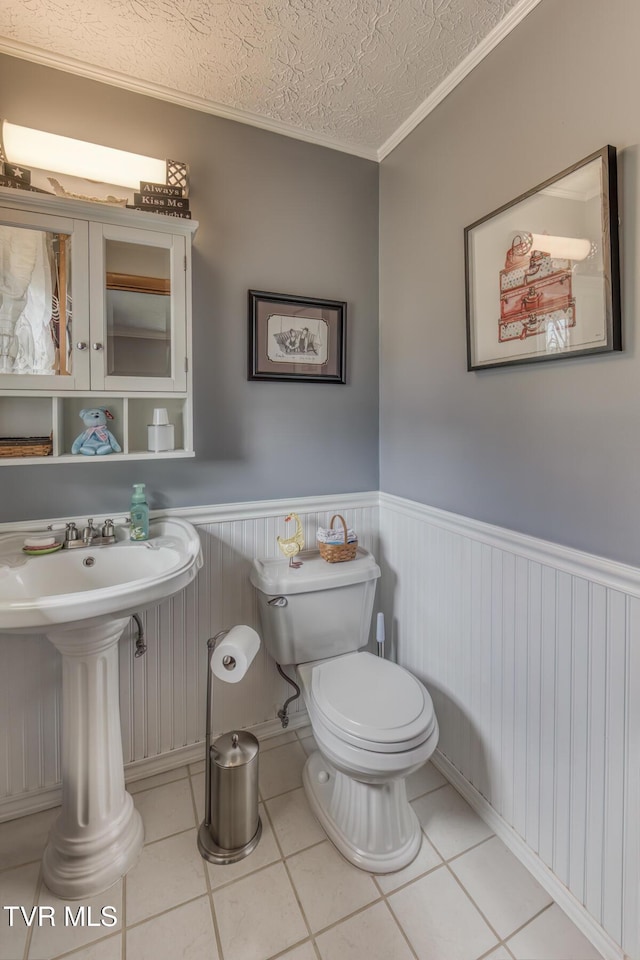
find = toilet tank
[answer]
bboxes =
[250,548,381,665]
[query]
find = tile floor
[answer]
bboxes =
[0,726,605,960]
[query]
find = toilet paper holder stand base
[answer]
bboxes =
[197,630,263,865]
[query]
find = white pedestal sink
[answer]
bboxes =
[0,518,202,898]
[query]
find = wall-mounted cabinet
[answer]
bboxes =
[0,186,197,463]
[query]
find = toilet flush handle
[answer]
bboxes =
[268,596,288,607]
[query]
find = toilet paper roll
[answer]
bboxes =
[210,625,260,683]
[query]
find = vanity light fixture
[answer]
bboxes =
[2,121,165,189]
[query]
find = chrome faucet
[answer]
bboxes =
[48,517,128,549]
[82,518,98,543]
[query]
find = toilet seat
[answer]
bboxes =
[299,651,436,754]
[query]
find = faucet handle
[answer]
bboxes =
[101,519,115,538]
[47,521,79,542]
[82,518,96,540]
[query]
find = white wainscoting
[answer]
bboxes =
[3,488,637,959]
[379,493,639,960]
[0,493,378,820]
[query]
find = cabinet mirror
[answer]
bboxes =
[0,223,72,378]
[105,240,171,379]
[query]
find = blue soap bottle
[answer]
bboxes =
[130,483,149,541]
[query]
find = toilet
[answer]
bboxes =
[250,547,439,873]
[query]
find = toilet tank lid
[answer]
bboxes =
[250,548,380,596]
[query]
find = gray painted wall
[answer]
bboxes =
[0,55,379,522]
[379,0,640,566]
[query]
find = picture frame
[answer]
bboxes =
[464,145,621,370]
[248,290,347,383]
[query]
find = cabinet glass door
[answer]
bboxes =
[0,210,90,390]
[90,223,186,392]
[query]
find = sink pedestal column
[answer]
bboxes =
[43,618,144,898]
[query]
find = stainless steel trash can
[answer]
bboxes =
[197,730,262,864]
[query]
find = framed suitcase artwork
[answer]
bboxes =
[464,146,621,370]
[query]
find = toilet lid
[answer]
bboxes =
[310,651,433,747]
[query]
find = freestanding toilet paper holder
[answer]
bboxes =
[197,630,262,865]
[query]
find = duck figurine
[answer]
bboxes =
[277,513,304,568]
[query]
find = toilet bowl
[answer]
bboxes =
[250,546,440,873]
[297,650,438,872]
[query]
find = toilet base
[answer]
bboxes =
[302,750,422,874]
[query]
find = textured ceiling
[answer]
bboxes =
[0,0,526,157]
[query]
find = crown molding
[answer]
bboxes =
[0,38,379,163]
[376,0,544,162]
[0,0,542,166]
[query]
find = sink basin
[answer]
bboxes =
[0,516,202,898]
[0,517,202,630]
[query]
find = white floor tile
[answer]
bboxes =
[481,949,511,960]
[128,766,189,794]
[55,935,122,959]
[507,904,603,960]
[278,943,317,960]
[126,895,219,960]
[287,839,379,933]
[412,785,493,859]
[125,828,207,926]
[375,836,442,894]
[405,761,447,801]
[0,806,59,871]
[259,741,308,800]
[261,731,297,751]
[265,787,326,856]
[0,862,40,960]
[213,861,307,960]
[29,879,122,960]
[450,836,552,939]
[134,778,196,843]
[206,803,280,889]
[316,901,414,960]
[389,866,497,960]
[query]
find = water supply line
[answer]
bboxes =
[132,613,147,658]
[276,664,301,728]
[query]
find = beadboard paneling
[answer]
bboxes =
[0,495,378,814]
[379,493,638,960]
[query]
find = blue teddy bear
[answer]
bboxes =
[71,407,122,456]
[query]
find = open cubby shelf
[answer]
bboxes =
[0,395,192,464]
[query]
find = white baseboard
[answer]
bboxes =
[0,710,309,823]
[430,749,624,960]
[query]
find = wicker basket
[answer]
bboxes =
[318,514,358,563]
[0,436,53,458]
